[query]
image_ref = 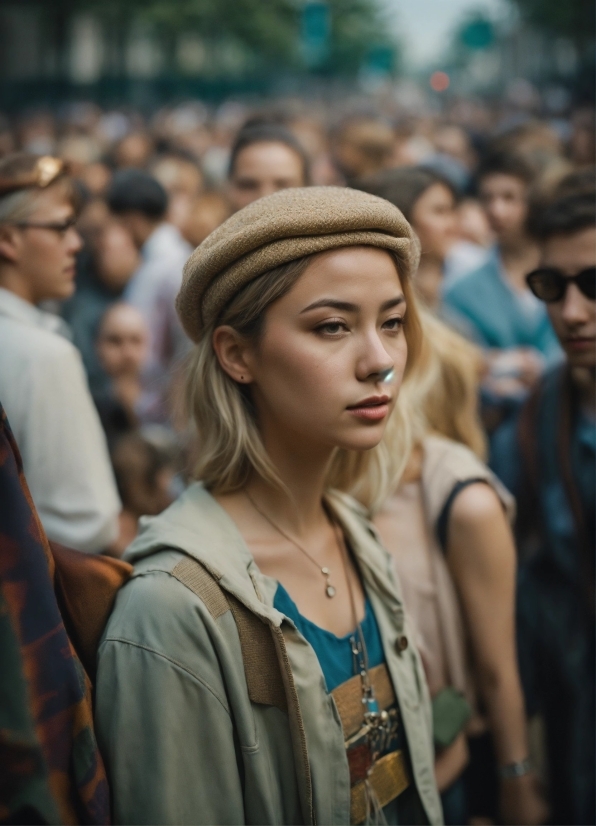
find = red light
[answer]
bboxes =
[430,71,450,92]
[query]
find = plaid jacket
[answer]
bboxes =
[0,402,110,825]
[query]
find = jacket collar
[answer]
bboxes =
[125,482,404,625]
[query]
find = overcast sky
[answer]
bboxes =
[381,0,511,68]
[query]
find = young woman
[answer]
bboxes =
[95,186,442,825]
[227,122,310,213]
[356,167,458,312]
[364,311,547,826]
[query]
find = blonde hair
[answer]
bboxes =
[185,248,422,500]
[354,309,486,512]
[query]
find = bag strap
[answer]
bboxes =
[170,555,315,824]
[171,556,287,710]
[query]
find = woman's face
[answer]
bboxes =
[228,141,306,213]
[216,246,410,456]
[411,182,457,262]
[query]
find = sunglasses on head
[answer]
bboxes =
[526,266,596,303]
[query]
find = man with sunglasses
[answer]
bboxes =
[0,152,120,554]
[492,169,595,826]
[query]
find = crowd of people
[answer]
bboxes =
[0,93,594,826]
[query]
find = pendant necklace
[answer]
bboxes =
[335,524,394,806]
[245,491,337,598]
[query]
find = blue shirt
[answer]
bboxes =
[443,248,561,359]
[273,583,385,692]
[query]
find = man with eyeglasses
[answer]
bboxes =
[0,152,120,554]
[492,169,595,826]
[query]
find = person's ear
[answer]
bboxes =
[0,225,21,263]
[212,325,255,384]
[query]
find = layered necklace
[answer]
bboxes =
[246,489,395,802]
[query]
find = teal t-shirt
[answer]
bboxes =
[443,248,561,360]
[273,582,385,691]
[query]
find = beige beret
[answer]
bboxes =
[177,185,420,341]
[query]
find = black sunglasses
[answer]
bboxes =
[526,266,596,303]
[13,216,77,237]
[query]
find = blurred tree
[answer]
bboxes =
[509,0,595,100]
[0,0,392,78]
[326,0,396,74]
[510,0,595,48]
[0,0,399,107]
[138,0,300,74]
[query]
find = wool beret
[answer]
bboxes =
[177,185,420,341]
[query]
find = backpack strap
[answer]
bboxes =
[171,556,287,710]
[171,556,229,618]
[171,555,313,823]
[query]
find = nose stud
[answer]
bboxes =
[378,367,395,384]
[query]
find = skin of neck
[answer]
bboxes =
[0,264,36,304]
[245,420,336,540]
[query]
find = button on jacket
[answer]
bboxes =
[0,287,120,552]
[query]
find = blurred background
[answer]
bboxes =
[0,0,593,113]
[0,6,594,823]
[0,0,593,528]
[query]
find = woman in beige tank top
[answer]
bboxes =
[352,311,547,825]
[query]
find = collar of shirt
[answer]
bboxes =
[0,287,71,339]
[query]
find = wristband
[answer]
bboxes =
[499,758,532,779]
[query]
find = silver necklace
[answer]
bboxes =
[245,491,338,598]
[336,529,393,766]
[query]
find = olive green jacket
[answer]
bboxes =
[95,484,442,825]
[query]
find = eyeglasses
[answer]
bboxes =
[526,266,596,303]
[13,217,78,237]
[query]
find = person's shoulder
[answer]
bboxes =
[99,550,232,705]
[0,316,80,366]
[104,548,218,656]
[443,256,498,306]
[423,435,515,525]
[448,478,506,528]
[423,435,489,493]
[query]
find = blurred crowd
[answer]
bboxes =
[0,91,594,825]
[1,97,592,457]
